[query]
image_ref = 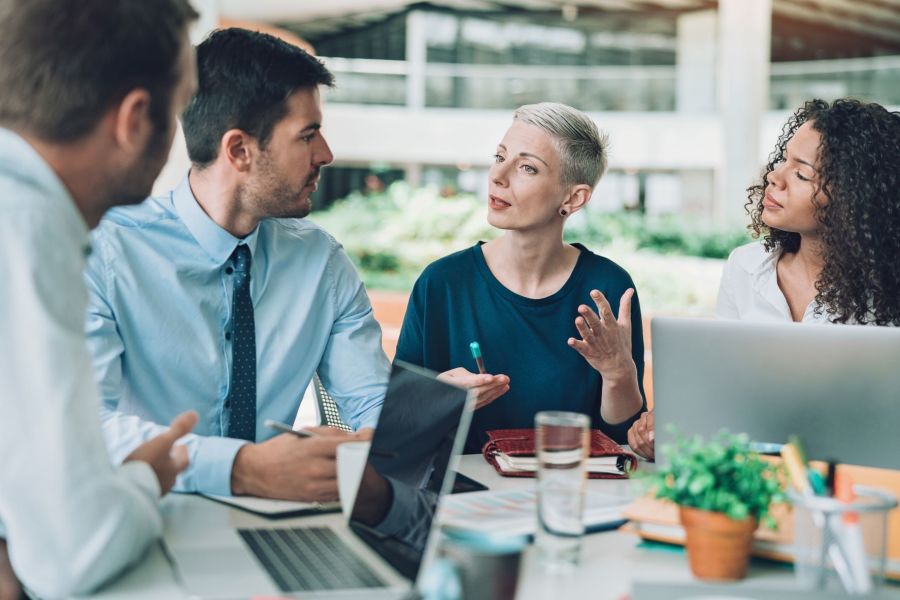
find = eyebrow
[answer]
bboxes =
[298,123,321,135]
[498,144,550,168]
[790,155,817,172]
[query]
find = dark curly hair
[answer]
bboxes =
[746,99,900,325]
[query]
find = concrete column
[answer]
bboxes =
[405,11,427,110]
[716,0,772,225]
[676,9,717,113]
[404,163,422,188]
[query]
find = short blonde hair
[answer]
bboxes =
[513,102,609,188]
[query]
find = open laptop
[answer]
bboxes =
[166,360,474,598]
[652,317,900,470]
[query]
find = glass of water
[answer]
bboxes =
[535,410,589,572]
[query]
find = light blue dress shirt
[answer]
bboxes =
[85,176,390,496]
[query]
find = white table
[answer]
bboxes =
[78,455,852,600]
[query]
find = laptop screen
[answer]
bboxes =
[348,361,472,582]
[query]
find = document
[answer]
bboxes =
[439,488,630,536]
[200,493,340,519]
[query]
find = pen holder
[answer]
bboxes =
[789,486,897,595]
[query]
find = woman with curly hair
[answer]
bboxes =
[628,98,900,461]
[718,98,900,325]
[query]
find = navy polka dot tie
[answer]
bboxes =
[226,244,256,441]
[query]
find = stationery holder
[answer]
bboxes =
[789,485,897,595]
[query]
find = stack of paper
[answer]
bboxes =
[440,488,631,536]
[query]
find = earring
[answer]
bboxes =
[559,208,568,217]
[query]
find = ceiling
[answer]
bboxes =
[219,0,900,58]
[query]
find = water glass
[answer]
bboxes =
[535,410,589,571]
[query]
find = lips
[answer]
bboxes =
[763,192,783,209]
[489,194,511,210]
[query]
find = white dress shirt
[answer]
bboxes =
[0,128,162,598]
[716,241,832,323]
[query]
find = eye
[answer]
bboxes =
[301,133,316,143]
[492,153,505,163]
[521,164,537,175]
[795,171,810,182]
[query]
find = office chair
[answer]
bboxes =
[312,373,352,432]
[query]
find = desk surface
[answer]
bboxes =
[78,455,878,600]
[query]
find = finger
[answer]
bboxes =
[170,444,190,472]
[574,316,595,342]
[578,304,604,332]
[304,436,344,458]
[303,426,350,437]
[617,288,634,326]
[353,427,375,441]
[473,381,509,396]
[437,367,473,382]
[567,337,593,357]
[590,290,616,322]
[627,425,637,450]
[162,410,199,443]
[452,373,502,389]
[482,384,509,404]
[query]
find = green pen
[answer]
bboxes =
[469,341,486,374]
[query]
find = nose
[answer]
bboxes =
[766,161,786,188]
[490,160,509,188]
[314,133,334,167]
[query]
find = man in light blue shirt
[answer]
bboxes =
[1,1,201,596]
[84,29,389,501]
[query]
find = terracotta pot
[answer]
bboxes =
[679,506,757,581]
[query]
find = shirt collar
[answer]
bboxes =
[172,174,260,265]
[0,127,87,237]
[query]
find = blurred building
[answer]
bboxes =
[193,0,900,223]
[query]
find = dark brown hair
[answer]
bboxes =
[182,28,334,168]
[746,99,900,325]
[0,0,198,140]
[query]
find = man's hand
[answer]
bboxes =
[124,410,198,496]
[627,410,655,461]
[438,367,509,410]
[231,428,368,502]
[568,288,636,380]
[0,539,22,600]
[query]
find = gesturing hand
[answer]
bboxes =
[124,410,198,496]
[437,367,509,410]
[567,288,636,379]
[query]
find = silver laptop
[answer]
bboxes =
[166,361,474,598]
[652,317,900,470]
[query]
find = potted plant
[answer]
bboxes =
[643,428,785,580]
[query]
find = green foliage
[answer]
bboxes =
[310,183,748,308]
[565,211,751,259]
[643,428,785,528]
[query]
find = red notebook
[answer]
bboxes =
[481,428,637,479]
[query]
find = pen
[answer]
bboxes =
[470,341,486,374]
[265,420,398,459]
[265,419,314,438]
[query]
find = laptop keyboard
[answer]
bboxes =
[238,526,388,592]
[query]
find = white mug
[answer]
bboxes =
[336,441,371,521]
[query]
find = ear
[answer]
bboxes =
[561,184,592,216]
[220,129,255,173]
[112,88,153,156]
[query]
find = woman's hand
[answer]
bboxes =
[567,288,636,379]
[437,368,510,410]
[627,410,655,461]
